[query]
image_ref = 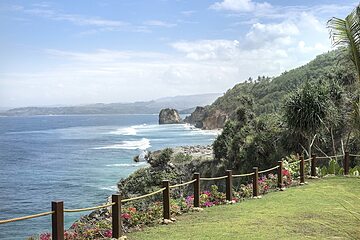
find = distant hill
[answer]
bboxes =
[2,93,221,116]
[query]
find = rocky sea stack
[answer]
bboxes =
[159,108,182,124]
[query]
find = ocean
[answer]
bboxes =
[0,114,218,239]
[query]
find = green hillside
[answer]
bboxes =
[207,49,355,119]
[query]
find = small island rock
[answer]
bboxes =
[159,108,182,124]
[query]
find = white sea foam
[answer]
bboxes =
[109,127,137,136]
[108,124,158,135]
[183,123,196,130]
[190,129,221,136]
[105,162,147,167]
[183,124,221,136]
[100,186,118,191]
[93,138,151,150]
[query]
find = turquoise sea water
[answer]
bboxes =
[0,114,218,239]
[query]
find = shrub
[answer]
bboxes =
[328,159,339,174]
[321,166,328,176]
[148,148,173,167]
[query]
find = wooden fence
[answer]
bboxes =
[0,152,354,239]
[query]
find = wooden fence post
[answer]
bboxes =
[193,173,200,208]
[112,194,122,238]
[162,180,170,220]
[226,170,232,201]
[252,167,259,197]
[344,151,350,175]
[277,161,283,189]
[311,154,317,177]
[300,155,305,184]
[52,201,64,240]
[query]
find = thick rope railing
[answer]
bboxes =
[0,211,54,224]
[121,187,166,203]
[232,172,254,178]
[200,175,228,181]
[169,179,197,189]
[64,202,115,213]
[258,165,279,174]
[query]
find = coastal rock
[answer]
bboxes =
[184,107,228,130]
[184,106,207,128]
[202,110,228,130]
[159,108,182,124]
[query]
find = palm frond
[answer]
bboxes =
[327,4,360,81]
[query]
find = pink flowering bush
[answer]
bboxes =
[184,185,227,208]
[121,202,162,228]
[282,169,292,186]
[258,173,278,194]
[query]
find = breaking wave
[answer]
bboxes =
[109,127,137,136]
[93,138,151,150]
[105,162,147,167]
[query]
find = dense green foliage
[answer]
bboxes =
[212,49,360,174]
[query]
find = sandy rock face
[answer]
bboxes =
[159,108,182,124]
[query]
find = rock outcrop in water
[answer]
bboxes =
[159,108,182,124]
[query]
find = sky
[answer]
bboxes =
[0,0,358,108]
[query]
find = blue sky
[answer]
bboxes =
[0,0,358,108]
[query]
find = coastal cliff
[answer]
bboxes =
[184,107,228,130]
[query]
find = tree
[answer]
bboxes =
[283,82,333,157]
[328,4,360,81]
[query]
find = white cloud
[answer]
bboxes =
[12,5,128,27]
[245,22,299,48]
[169,9,333,81]
[297,41,327,53]
[46,49,169,62]
[181,10,196,17]
[171,40,240,60]
[210,1,355,20]
[210,0,272,13]
[143,20,177,28]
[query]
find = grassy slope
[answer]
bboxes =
[128,177,360,240]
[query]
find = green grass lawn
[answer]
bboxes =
[128,176,360,240]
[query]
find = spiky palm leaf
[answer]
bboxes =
[328,4,360,81]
